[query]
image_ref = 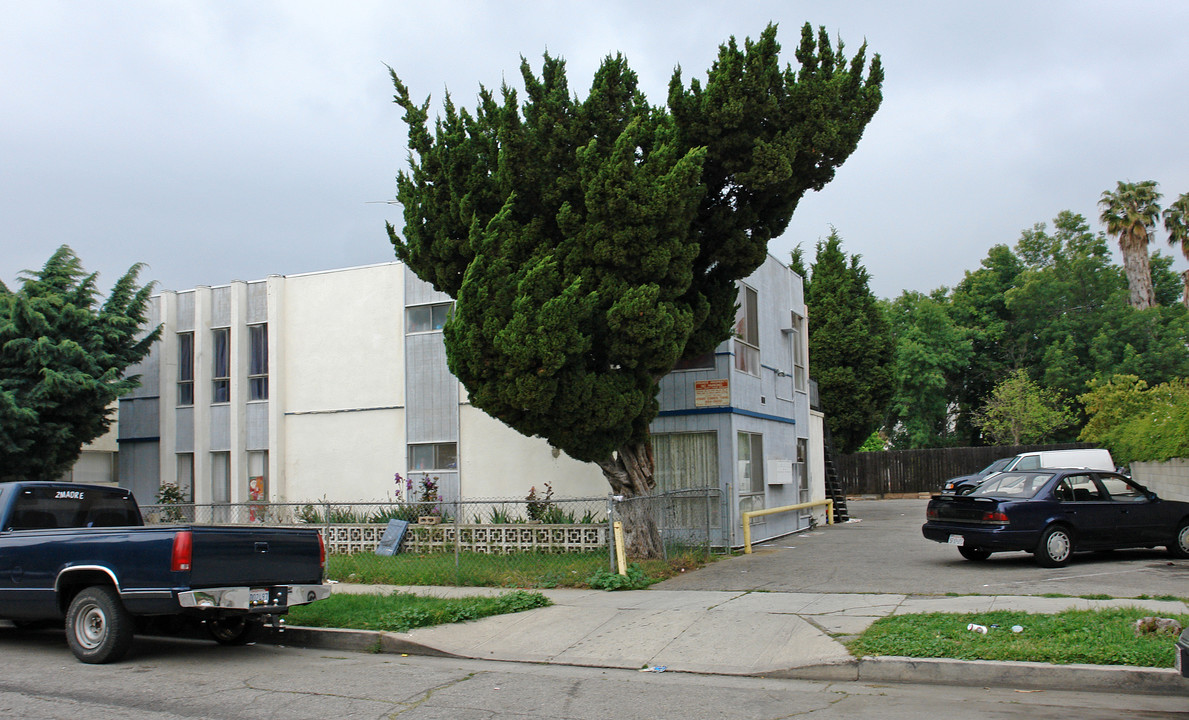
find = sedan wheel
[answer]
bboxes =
[1036,525,1073,568]
[1169,521,1189,559]
[958,546,991,561]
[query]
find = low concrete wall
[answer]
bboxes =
[1131,459,1189,503]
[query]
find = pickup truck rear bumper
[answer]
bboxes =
[177,584,331,612]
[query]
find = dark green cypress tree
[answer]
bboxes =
[388,24,883,550]
[0,246,159,481]
[797,230,894,453]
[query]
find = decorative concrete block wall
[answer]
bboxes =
[1132,459,1189,503]
[321,523,609,555]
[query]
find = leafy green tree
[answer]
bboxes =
[0,246,158,482]
[387,22,884,541]
[1079,375,1189,465]
[792,229,894,453]
[883,290,971,449]
[972,369,1075,445]
[1098,180,1161,310]
[1162,192,1189,307]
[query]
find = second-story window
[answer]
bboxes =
[734,285,759,376]
[791,313,807,392]
[212,327,230,403]
[407,302,453,333]
[248,324,268,400]
[177,332,194,406]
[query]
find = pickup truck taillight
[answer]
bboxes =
[318,532,326,565]
[171,531,193,572]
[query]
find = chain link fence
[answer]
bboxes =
[140,488,723,587]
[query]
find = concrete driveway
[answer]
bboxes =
[654,499,1189,598]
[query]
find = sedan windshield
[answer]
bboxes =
[969,471,1053,499]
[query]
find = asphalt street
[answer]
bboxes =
[654,499,1189,598]
[0,631,1184,720]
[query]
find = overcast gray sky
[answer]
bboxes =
[4,1,1188,301]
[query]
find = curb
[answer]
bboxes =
[772,657,1188,696]
[259,626,1189,696]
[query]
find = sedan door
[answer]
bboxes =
[1096,473,1164,546]
[1052,474,1120,550]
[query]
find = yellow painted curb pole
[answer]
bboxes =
[742,512,753,554]
[613,521,628,575]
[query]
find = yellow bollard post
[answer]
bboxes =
[742,512,753,554]
[613,521,628,575]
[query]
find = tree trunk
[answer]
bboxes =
[597,441,665,560]
[1119,230,1155,310]
[1182,269,1189,310]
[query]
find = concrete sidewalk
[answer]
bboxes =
[266,583,1189,695]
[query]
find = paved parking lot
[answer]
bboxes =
[654,499,1189,598]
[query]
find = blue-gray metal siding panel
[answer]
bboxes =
[246,402,269,450]
[176,407,194,452]
[247,281,268,324]
[117,441,160,501]
[405,334,458,443]
[117,397,160,439]
[211,286,231,326]
[209,404,230,451]
[176,291,195,331]
[404,267,452,306]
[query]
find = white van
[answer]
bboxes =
[949,448,1114,494]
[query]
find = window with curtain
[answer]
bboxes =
[177,332,194,406]
[409,442,458,470]
[737,431,765,517]
[652,431,721,532]
[212,327,230,403]
[248,324,268,400]
[791,313,807,392]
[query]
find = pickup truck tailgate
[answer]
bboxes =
[187,527,323,588]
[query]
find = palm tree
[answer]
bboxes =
[1163,192,1189,308]
[1098,180,1161,310]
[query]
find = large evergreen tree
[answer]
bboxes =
[0,246,159,482]
[791,230,894,453]
[387,22,883,543]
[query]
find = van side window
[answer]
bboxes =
[1015,455,1041,470]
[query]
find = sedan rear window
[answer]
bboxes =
[970,472,1053,499]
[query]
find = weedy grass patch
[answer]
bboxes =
[847,607,1189,668]
[285,590,551,632]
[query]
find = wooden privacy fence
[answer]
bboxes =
[835,443,1093,496]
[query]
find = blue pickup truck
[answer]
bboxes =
[0,481,330,663]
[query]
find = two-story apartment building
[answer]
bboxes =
[116,253,824,546]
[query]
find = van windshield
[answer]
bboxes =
[970,472,1053,499]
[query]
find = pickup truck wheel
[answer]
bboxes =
[206,616,262,645]
[958,546,991,561]
[1168,521,1189,559]
[66,586,134,664]
[1036,525,1074,568]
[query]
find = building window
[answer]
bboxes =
[796,438,810,504]
[407,302,453,333]
[673,351,715,371]
[211,452,230,503]
[212,328,230,403]
[409,442,458,471]
[738,432,765,493]
[790,313,807,392]
[177,332,194,406]
[734,285,759,376]
[176,453,194,502]
[248,324,268,401]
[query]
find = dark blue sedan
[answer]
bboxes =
[922,469,1189,567]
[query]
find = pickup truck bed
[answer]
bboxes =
[0,482,329,663]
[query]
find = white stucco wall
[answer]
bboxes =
[808,409,828,526]
[1132,459,1189,503]
[276,264,406,502]
[458,405,608,499]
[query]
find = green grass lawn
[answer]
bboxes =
[285,590,551,632]
[847,607,1189,668]
[327,549,715,588]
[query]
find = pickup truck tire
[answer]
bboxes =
[1169,520,1189,559]
[206,616,262,645]
[1036,525,1074,568]
[66,586,134,664]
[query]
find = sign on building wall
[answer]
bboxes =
[694,379,730,407]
